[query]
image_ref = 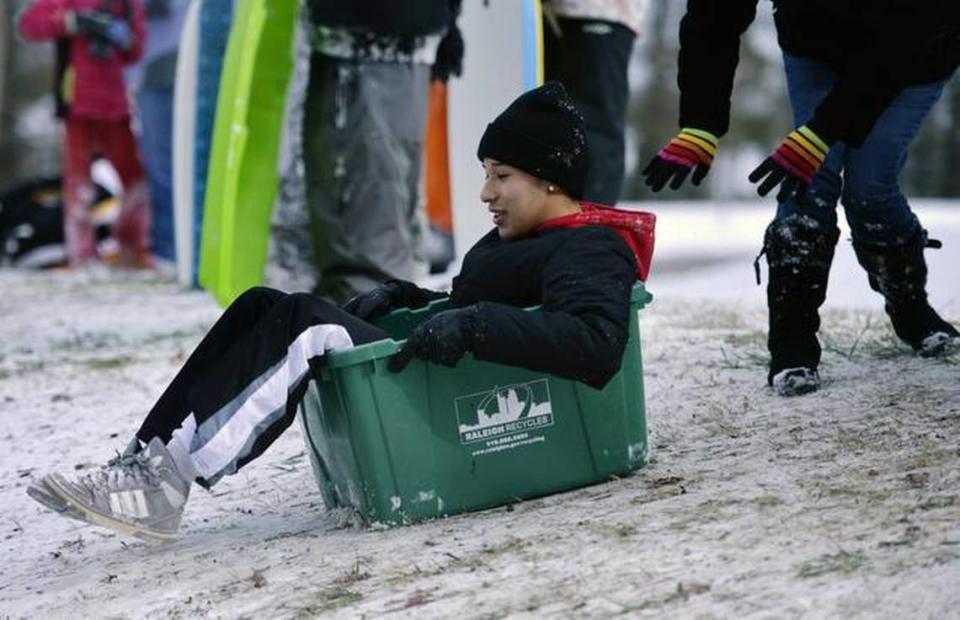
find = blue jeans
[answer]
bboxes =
[776,53,947,245]
[137,87,176,262]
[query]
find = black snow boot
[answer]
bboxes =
[852,228,960,356]
[758,214,840,396]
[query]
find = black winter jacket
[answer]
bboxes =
[444,226,638,390]
[678,0,960,146]
[308,0,458,39]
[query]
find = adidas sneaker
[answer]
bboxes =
[42,437,190,542]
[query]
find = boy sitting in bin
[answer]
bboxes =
[27,82,655,542]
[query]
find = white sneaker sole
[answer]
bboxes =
[26,480,84,520]
[44,475,180,543]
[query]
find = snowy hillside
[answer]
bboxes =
[0,201,958,618]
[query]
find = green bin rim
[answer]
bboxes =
[324,282,652,369]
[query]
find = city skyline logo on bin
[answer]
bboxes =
[455,379,554,445]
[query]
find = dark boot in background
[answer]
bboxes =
[852,227,959,356]
[760,214,840,396]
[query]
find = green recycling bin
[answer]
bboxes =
[299,283,652,525]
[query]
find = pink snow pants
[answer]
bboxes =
[63,117,151,266]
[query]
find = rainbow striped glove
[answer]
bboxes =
[642,128,719,191]
[749,125,830,203]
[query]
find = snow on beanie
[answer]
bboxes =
[477,81,589,199]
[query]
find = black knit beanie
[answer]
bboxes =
[477,81,589,199]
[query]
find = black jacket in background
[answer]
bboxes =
[308,0,458,38]
[447,226,638,390]
[678,0,960,146]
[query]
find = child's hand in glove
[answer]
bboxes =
[342,280,441,322]
[341,282,404,322]
[75,10,132,50]
[642,128,718,191]
[749,125,829,202]
[388,307,477,372]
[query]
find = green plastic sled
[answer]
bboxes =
[199,0,297,306]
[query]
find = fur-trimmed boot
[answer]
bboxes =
[852,228,959,356]
[759,214,840,396]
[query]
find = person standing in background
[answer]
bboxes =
[542,0,647,205]
[18,0,152,268]
[302,0,463,304]
[127,0,189,267]
[642,0,960,396]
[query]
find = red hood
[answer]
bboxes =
[536,202,656,281]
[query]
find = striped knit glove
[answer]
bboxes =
[642,128,719,191]
[749,125,830,203]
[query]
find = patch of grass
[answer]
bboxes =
[383,540,504,587]
[668,498,742,530]
[916,495,956,511]
[479,535,530,557]
[722,330,767,348]
[0,360,46,378]
[634,581,712,611]
[904,448,959,471]
[138,328,205,347]
[50,332,123,353]
[716,344,768,369]
[589,522,638,539]
[878,525,923,548]
[796,549,868,578]
[817,310,937,361]
[333,558,372,586]
[796,475,895,504]
[750,495,784,508]
[825,327,912,360]
[82,355,136,370]
[50,328,201,358]
[820,485,893,503]
[293,586,363,616]
[831,424,875,453]
[935,351,960,366]
[673,307,756,331]
[698,399,748,439]
[856,340,911,360]
[839,314,876,359]
[630,483,687,506]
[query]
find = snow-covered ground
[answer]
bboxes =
[646,199,960,313]
[1,201,958,618]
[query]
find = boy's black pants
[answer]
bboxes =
[136,287,387,487]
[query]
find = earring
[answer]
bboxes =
[547,185,556,193]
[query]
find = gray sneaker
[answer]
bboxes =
[43,437,191,542]
[27,479,83,520]
[27,437,142,521]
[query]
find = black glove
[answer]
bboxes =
[341,283,399,322]
[75,10,132,56]
[431,20,464,82]
[341,280,443,322]
[388,307,476,372]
